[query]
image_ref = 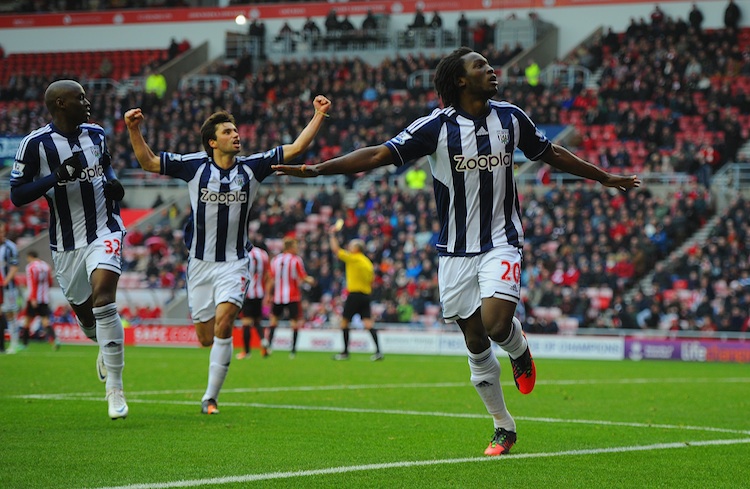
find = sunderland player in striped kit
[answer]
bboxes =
[124,95,331,414]
[22,250,58,350]
[0,222,20,353]
[10,80,129,420]
[273,47,641,455]
[236,242,270,360]
[267,237,315,358]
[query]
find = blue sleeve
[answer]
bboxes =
[240,146,283,183]
[160,152,207,181]
[9,136,55,207]
[383,113,440,167]
[102,150,119,182]
[514,107,551,161]
[10,173,58,207]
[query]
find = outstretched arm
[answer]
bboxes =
[541,143,641,191]
[273,144,393,178]
[281,95,332,163]
[124,108,160,173]
[328,225,341,255]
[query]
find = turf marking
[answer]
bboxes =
[15,376,750,399]
[17,394,750,436]
[90,438,750,489]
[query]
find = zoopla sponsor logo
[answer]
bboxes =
[200,188,248,204]
[58,165,105,186]
[454,153,511,172]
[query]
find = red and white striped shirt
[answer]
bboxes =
[246,247,269,300]
[26,259,53,304]
[270,252,307,304]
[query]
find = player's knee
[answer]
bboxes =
[91,291,116,308]
[196,333,214,347]
[485,316,514,343]
[464,333,491,353]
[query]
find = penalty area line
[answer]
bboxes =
[91,438,750,489]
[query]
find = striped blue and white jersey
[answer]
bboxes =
[0,238,19,292]
[11,123,125,251]
[384,101,550,256]
[161,147,281,262]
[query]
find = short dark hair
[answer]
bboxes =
[433,47,473,108]
[200,111,236,155]
[27,250,38,259]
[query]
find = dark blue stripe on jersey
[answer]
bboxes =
[80,178,98,243]
[183,215,194,254]
[475,121,494,251]
[215,169,230,262]
[513,180,523,243]
[502,121,520,246]
[46,147,75,250]
[446,122,466,252]
[68,142,98,244]
[91,131,121,233]
[194,164,212,260]
[55,184,74,249]
[433,178,450,250]
[236,167,251,258]
[45,195,57,249]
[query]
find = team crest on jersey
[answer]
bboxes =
[496,130,510,145]
[233,174,246,187]
[91,147,101,158]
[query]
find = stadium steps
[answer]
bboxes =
[737,139,750,162]
[625,212,724,302]
[585,66,604,90]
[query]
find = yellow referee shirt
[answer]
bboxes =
[337,250,374,295]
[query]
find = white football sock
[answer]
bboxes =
[203,336,232,402]
[7,316,19,347]
[93,304,124,391]
[496,316,528,360]
[468,347,515,431]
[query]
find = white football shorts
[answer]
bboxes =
[438,245,523,321]
[52,232,124,306]
[187,256,250,323]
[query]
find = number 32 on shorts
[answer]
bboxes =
[500,260,521,283]
[104,238,121,256]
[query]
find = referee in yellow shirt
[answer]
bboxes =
[329,224,383,361]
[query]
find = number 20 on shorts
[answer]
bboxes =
[500,260,521,283]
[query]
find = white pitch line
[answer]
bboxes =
[14,377,750,399]
[90,438,750,489]
[18,395,750,436]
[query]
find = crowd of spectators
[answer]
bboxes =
[7,0,193,13]
[95,178,712,330]
[500,16,749,184]
[269,9,390,53]
[618,195,750,333]
[1,6,748,332]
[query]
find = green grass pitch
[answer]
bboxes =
[1,343,749,488]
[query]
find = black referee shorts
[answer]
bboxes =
[342,292,371,321]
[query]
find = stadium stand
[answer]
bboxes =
[0,6,748,331]
[0,49,167,84]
